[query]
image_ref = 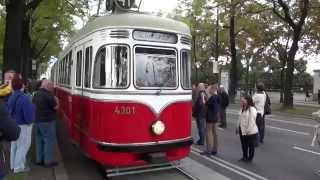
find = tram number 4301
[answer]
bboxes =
[114,106,136,115]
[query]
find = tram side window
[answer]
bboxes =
[181,51,192,89]
[84,46,92,88]
[76,51,83,86]
[93,45,129,88]
[68,52,72,85]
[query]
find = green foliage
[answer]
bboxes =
[31,0,88,75]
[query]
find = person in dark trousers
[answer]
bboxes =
[237,95,258,163]
[32,80,59,167]
[202,84,220,156]
[0,100,21,180]
[218,85,229,128]
[8,74,34,173]
[194,83,207,145]
[253,83,266,144]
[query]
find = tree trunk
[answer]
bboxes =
[283,29,301,108]
[245,58,249,95]
[21,16,32,80]
[228,2,238,102]
[3,0,25,76]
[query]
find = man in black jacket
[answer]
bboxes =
[0,100,20,179]
[218,85,229,129]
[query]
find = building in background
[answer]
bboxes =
[313,69,320,102]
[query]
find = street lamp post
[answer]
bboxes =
[193,29,200,83]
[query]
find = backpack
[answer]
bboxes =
[264,93,271,115]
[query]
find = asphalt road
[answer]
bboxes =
[57,109,320,180]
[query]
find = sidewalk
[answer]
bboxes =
[7,137,68,180]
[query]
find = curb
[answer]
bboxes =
[54,143,69,180]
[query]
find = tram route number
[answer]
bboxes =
[114,106,136,115]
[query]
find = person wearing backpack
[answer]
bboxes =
[253,83,267,144]
[193,83,208,146]
[8,74,34,173]
[236,95,258,163]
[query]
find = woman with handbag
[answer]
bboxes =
[237,95,258,163]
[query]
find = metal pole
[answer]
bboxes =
[215,7,220,84]
[193,32,198,83]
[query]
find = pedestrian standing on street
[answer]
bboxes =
[237,95,258,163]
[202,84,220,156]
[8,74,34,173]
[0,99,20,180]
[218,85,229,129]
[253,83,266,144]
[193,83,207,145]
[32,80,59,167]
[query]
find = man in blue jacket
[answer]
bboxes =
[0,100,20,180]
[8,74,34,173]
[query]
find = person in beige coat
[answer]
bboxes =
[237,95,258,163]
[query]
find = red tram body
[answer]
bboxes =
[51,13,192,167]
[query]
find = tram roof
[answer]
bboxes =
[71,12,191,42]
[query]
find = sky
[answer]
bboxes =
[72,0,319,74]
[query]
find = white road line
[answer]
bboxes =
[191,150,258,180]
[192,147,270,180]
[267,126,310,136]
[293,146,320,156]
[227,110,316,128]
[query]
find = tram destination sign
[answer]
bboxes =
[133,30,177,44]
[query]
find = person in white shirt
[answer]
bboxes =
[237,95,258,163]
[252,83,266,144]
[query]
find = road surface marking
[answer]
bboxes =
[191,149,257,180]
[227,110,316,128]
[293,146,320,156]
[267,126,310,136]
[192,147,270,180]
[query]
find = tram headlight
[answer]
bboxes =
[152,120,165,135]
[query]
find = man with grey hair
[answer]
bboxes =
[32,80,59,167]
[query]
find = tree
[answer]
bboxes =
[268,0,310,108]
[1,0,89,79]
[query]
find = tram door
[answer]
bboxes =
[74,41,93,148]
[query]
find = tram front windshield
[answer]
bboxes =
[135,47,177,89]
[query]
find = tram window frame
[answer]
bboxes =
[84,46,93,88]
[76,50,83,87]
[181,50,192,90]
[93,44,130,89]
[133,46,178,90]
[68,51,72,85]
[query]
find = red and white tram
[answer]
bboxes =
[51,12,192,167]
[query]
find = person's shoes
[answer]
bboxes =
[13,167,30,173]
[200,151,212,156]
[238,157,247,162]
[44,162,59,168]
[196,140,204,145]
[211,151,217,156]
[246,159,253,163]
[35,161,44,166]
[260,140,264,144]
[219,125,226,129]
